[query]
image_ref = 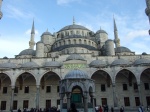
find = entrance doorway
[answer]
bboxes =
[71,86,82,104]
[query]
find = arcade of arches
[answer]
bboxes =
[0,68,150,111]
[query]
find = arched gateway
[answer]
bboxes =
[59,69,95,112]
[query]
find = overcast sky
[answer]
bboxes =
[0,0,149,58]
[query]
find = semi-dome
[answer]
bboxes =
[133,58,150,66]
[89,60,107,68]
[0,62,16,69]
[96,29,108,34]
[59,24,90,32]
[64,69,89,79]
[44,61,62,68]
[115,46,131,53]
[19,49,35,56]
[41,31,52,37]
[66,54,85,61]
[111,58,129,66]
[21,62,39,68]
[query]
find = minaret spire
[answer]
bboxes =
[0,0,3,19]
[145,0,150,34]
[113,17,120,48]
[29,20,35,49]
[31,20,35,34]
[73,16,75,25]
[114,18,117,31]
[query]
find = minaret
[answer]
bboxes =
[145,0,150,34]
[113,18,120,48]
[29,20,35,49]
[0,0,3,19]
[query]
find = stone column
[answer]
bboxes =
[66,92,71,110]
[60,93,65,112]
[112,83,118,107]
[10,86,15,111]
[91,93,95,112]
[137,83,143,105]
[36,85,40,109]
[84,92,88,112]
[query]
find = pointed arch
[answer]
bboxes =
[40,71,61,90]
[91,70,112,87]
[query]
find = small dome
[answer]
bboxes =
[3,56,8,59]
[0,62,16,69]
[21,62,39,68]
[142,52,147,55]
[44,61,62,68]
[64,69,89,79]
[89,60,107,68]
[115,46,131,53]
[66,54,85,61]
[133,58,150,66]
[19,49,35,56]
[59,24,90,32]
[96,29,108,34]
[41,31,52,37]
[111,58,129,66]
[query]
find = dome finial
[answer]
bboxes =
[46,28,48,32]
[73,16,75,25]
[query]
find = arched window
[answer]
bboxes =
[88,41,91,45]
[65,31,68,36]
[63,40,65,45]
[82,31,84,36]
[79,39,82,44]
[59,42,61,46]
[61,32,64,38]
[74,39,76,44]
[84,40,87,45]
[71,31,73,35]
[68,40,71,44]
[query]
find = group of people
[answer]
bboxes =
[95,105,124,112]
[95,105,110,112]
[17,107,60,112]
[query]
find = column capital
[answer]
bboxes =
[90,92,95,97]
[112,83,116,87]
[83,91,88,98]
[36,85,40,88]
[66,92,71,98]
[11,86,15,89]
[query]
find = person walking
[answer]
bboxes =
[111,107,114,112]
[99,106,103,112]
[120,106,124,112]
[138,106,144,112]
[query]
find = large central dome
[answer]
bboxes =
[58,24,90,32]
